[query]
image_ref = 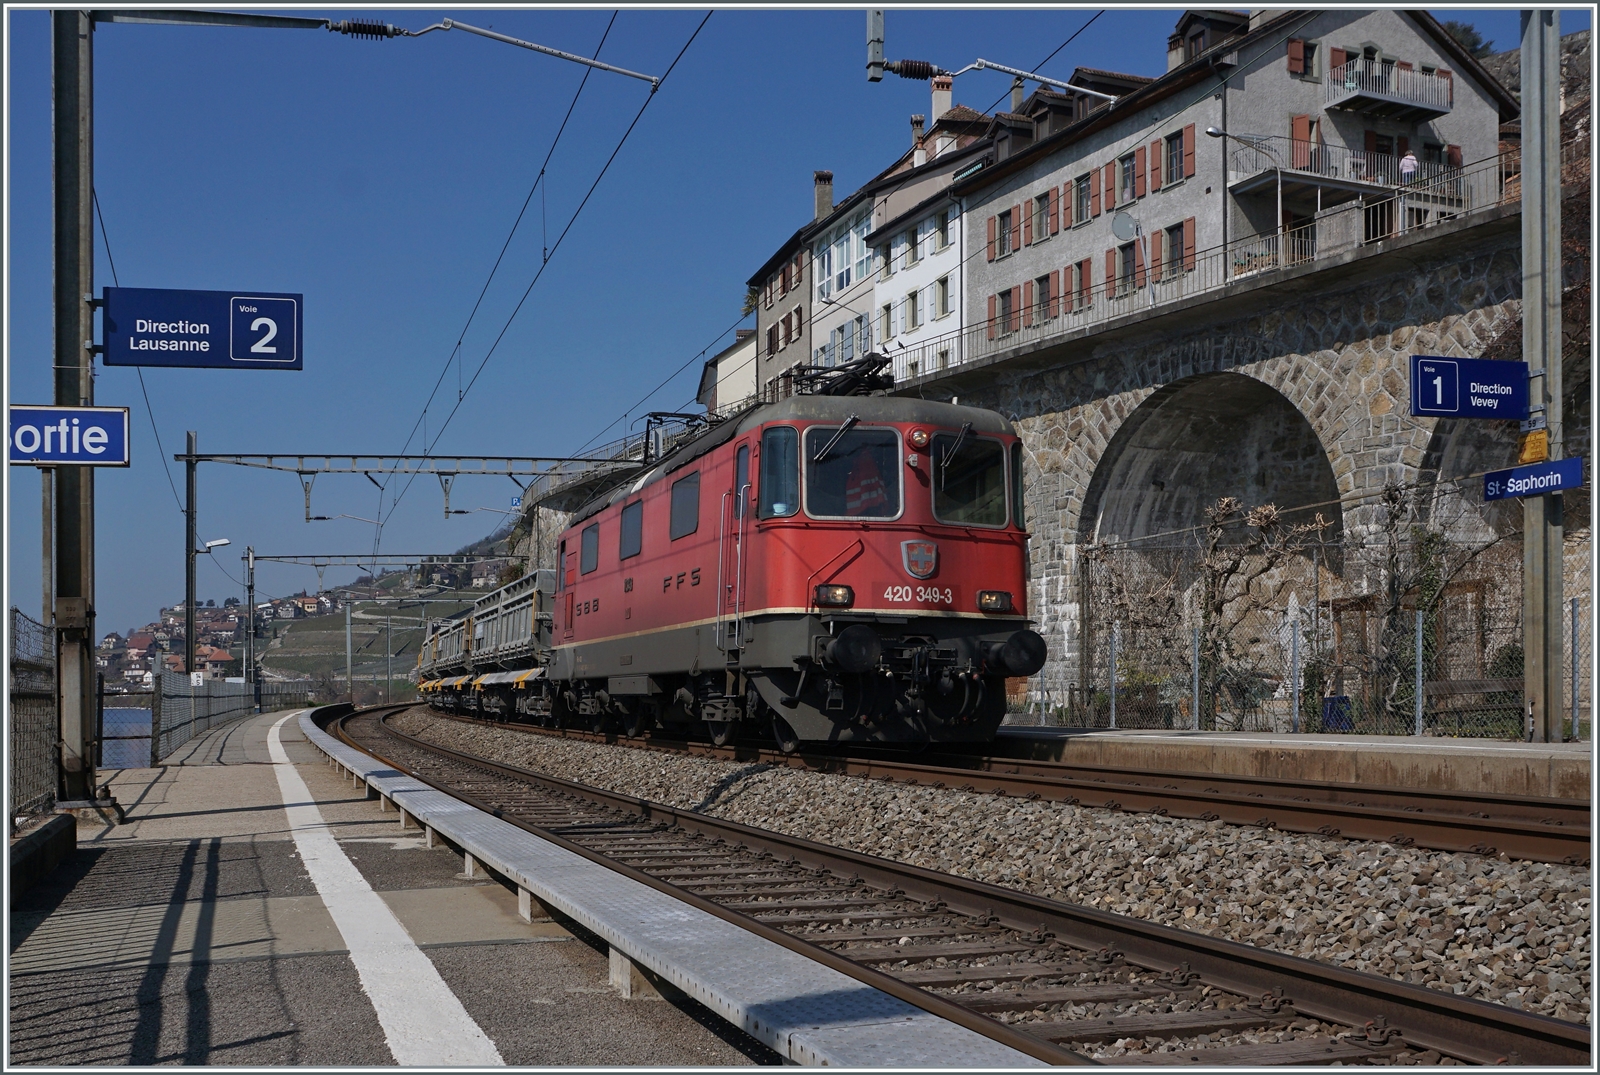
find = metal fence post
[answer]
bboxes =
[1291,621,1300,734]
[1414,608,1425,737]
[1572,596,1581,741]
[1191,626,1200,731]
[1109,620,1119,730]
[150,676,162,766]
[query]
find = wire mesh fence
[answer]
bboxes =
[9,608,57,823]
[144,674,314,764]
[1026,525,1585,740]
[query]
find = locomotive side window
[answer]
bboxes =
[804,426,901,519]
[670,472,700,539]
[619,501,643,559]
[1011,441,1026,529]
[558,539,569,591]
[759,427,798,518]
[931,432,1007,527]
[580,523,600,574]
[734,445,750,518]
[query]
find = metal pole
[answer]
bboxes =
[1522,9,1564,743]
[1414,608,1425,736]
[1109,620,1119,729]
[387,616,393,704]
[245,547,256,711]
[1291,619,1301,734]
[1571,596,1581,741]
[1191,625,1201,730]
[346,601,354,703]
[41,468,54,624]
[53,10,96,802]
[185,431,197,678]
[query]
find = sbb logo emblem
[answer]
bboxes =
[902,540,938,579]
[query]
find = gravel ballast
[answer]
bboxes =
[391,709,1592,1024]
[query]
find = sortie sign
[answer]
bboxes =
[1483,457,1584,501]
[9,405,131,466]
[103,287,303,369]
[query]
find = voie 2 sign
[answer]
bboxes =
[9,406,130,466]
[103,287,303,369]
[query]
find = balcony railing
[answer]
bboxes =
[1227,134,1457,189]
[1326,59,1453,115]
[888,146,1533,388]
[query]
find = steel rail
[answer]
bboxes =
[421,712,1591,864]
[327,707,1085,1067]
[338,707,1590,1066]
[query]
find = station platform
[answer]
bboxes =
[7,708,775,1066]
[995,726,1591,800]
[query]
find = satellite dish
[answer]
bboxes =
[1111,211,1138,241]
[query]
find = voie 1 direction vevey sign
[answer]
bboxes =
[1409,355,1528,420]
[1483,456,1584,501]
[102,287,303,369]
[9,405,130,466]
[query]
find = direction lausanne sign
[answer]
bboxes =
[1483,457,1584,501]
[9,405,130,466]
[103,287,303,370]
[1410,355,1527,420]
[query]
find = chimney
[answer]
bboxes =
[1010,76,1025,113]
[931,74,952,120]
[911,114,927,166]
[1167,34,1185,71]
[814,170,834,221]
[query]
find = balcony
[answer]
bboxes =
[1225,135,1462,209]
[1325,59,1453,122]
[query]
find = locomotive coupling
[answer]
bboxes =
[981,630,1048,677]
[824,623,883,674]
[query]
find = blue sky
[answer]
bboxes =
[5,7,1587,637]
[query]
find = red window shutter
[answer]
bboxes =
[1049,189,1060,234]
[1090,172,1101,217]
[1396,60,1413,72]
[1103,163,1117,209]
[987,294,996,339]
[1133,238,1146,289]
[1446,143,1462,167]
[1079,258,1092,302]
[987,216,996,261]
[1012,205,1021,242]
[1150,230,1163,282]
[1022,281,1035,327]
[1364,129,1378,154]
[1438,68,1453,105]
[1105,249,1116,296]
[1330,46,1346,71]
[1398,136,1409,157]
[1023,203,1034,246]
[1134,145,1147,198]
[1150,140,1163,190]
[1291,114,1312,168]
[1287,38,1305,75]
[1183,217,1196,271]
[1183,124,1196,178]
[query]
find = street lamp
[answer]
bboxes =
[1206,125,1284,263]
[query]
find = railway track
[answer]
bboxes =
[423,711,1591,864]
[332,706,1590,1066]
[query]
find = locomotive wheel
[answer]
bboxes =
[704,720,735,747]
[770,713,800,754]
[621,703,653,739]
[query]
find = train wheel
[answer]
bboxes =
[622,704,652,738]
[771,713,800,754]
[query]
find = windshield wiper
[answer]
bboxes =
[813,415,860,464]
[938,422,973,489]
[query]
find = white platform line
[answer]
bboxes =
[268,713,503,1066]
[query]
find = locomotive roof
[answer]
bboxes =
[569,395,1014,524]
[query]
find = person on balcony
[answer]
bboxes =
[1399,149,1419,186]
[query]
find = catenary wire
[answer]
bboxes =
[377,11,712,535]
[93,189,185,514]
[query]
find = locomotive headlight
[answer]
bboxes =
[977,590,1014,612]
[815,584,855,608]
[908,427,930,449]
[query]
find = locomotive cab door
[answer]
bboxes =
[720,440,753,653]
[560,539,576,640]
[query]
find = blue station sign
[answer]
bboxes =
[9,405,131,466]
[103,287,303,369]
[1410,355,1527,420]
[1483,457,1584,501]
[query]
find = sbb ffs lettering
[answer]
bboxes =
[662,568,702,591]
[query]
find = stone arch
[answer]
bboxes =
[1077,372,1345,547]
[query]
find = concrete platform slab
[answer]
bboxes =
[996,726,1592,799]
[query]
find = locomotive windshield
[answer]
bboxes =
[932,432,1007,527]
[759,427,798,518]
[804,426,900,519]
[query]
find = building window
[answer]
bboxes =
[905,227,921,266]
[1074,174,1091,222]
[936,276,951,317]
[1118,242,1138,293]
[1119,154,1138,203]
[1165,223,1185,275]
[904,290,921,332]
[877,244,892,277]
[880,303,894,341]
[816,244,834,299]
[766,324,779,356]
[997,209,1014,256]
[792,306,802,339]
[781,312,792,346]
[1033,193,1051,240]
[1034,274,1054,320]
[669,472,700,540]
[1299,41,1318,78]
[997,288,1014,333]
[1165,132,1184,184]
[580,523,600,574]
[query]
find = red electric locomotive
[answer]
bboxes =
[537,375,1046,748]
